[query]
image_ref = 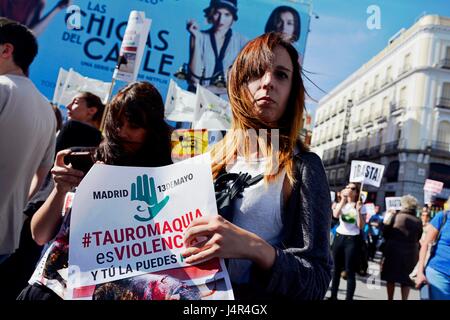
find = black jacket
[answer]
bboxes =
[233,151,333,300]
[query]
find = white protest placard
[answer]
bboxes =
[67,153,233,300]
[363,203,376,222]
[52,67,68,105]
[330,191,336,203]
[192,85,232,130]
[423,179,444,194]
[113,11,151,83]
[385,197,402,211]
[164,79,196,122]
[349,160,385,188]
[57,68,112,106]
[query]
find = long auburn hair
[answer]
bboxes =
[211,32,308,185]
[96,82,172,167]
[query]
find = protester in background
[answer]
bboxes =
[182,32,333,300]
[186,0,247,95]
[329,182,364,300]
[0,92,106,300]
[264,5,301,44]
[51,104,63,132]
[330,191,341,246]
[381,195,422,300]
[0,18,56,265]
[0,0,72,37]
[367,206,383,261]
[420,206,432,246]
[415,204,450,300]
[17,82,173,300]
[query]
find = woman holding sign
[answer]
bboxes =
[329,182,364,300]
[17,82,174,300]
[182,32,333,300]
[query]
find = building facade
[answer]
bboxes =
[311,15,450,209]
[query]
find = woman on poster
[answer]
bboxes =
[0,0,72,37]
[264,5,301,44]
[186,0,247,96]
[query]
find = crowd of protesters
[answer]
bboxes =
[1,16,448,301]
[0,19,335,301]
[329,187,449,300]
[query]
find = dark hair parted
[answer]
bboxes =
[0,18,38,74]
[264,6,301,42]
[79,91,105,126]
[97,82,172,167]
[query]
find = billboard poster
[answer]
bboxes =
[0,0,311,103]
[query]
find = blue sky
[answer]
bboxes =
[303,0,450,118]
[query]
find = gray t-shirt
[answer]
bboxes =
[0,74,56,255]
[226,156,285,284]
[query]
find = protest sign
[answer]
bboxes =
[423,179,444,194]
[164,79,196,122]
[171,129,209,162]
[192,85,232,130]
[56,68,112,106]
[385,197,402,211]
[362,203,376,222]
[349,160,385,188]
[67,153,233,300]
[113,11,152,83]
[52,67,68,105]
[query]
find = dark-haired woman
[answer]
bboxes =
[329,183,364,300]
[17,82,173,300]
[265,6,301,44]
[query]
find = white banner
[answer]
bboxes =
[385,197,402,211]
[363,203,376,221]
[423,179,444,194]
[192,85,232,130]
[349,160,385,188]
[67,153,233,300]
[52,67,68,105]
[164,79,196,122]
[57,68,112,106]
[113,11,151,83]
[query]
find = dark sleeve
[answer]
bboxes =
[250,153,333,300]
[56,120,102,153]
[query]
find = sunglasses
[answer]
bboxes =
[346,186,356,190]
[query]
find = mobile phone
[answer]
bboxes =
[66,151,95,174]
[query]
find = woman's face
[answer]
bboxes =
[66,94,95,123]
[117,118,147,153]
[276,11,295,41]
[421,209,430,224]
[247,45,293,126]
[212,7,234,32]
[343,184,357,200]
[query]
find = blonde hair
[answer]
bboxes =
[401,194,418,212]
[211,32,308,185]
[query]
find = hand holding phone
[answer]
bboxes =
[65,150,95,174]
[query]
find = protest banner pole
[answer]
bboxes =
[359,180,365,203]
[100,78,116,133]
